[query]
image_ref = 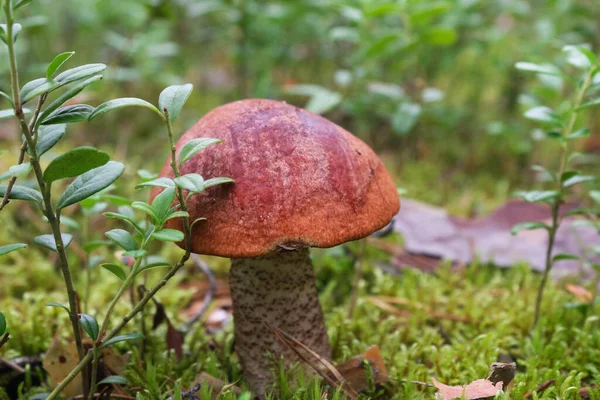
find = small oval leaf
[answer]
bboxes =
[159,84,193,122]
[34,233,73,252]
[57,161,125,209]
[88,98,163,121]
[47,51,75,79]
[100,263,127,282]
[43,147,110,183]
[0,243,27,256]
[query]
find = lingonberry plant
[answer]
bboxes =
[0,0,230,398]
[511,45,600,331]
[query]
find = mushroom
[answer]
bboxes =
[152,99,399,396]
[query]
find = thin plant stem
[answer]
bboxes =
[80,109,193,398]
[2,2,89,393]
[532,69,595,330]
[87,347,99,400]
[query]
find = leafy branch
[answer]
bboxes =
[512,46,600,331]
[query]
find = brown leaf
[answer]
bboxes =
[393,198,598,278]
[166,322,185,361]
[432,378,503,400]
[42,336,83,398]
[332,346,388,393]
[565,284,593,302]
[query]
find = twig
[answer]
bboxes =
[183,254,216,330]
[523,379,555,398]
[0,140,26,211]
[0,333,9,350]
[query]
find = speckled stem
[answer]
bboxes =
[229,248,331,397]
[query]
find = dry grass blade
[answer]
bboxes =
[267,323,359,399]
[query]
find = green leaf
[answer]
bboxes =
[190,217,207,230]
[563,45,594,69]
[41,104,94,125]
[9,162,31,178]
[104,212,143,235]
[287,84,342,115]
[43,147,109,183]
[88,98,163,121]
[524,106,561,125]
[159,84,193,122]
[138,261,171,273]
[37,75,103,127]
[423,27,457,46]
[514,190,560,203]
[100,263,127,281]
[97,375,129,385]
[0,23,22,44]
[178,138,221,166]
[57,161,125,209]
[576,98,600,111]
[20,78,58,104]
[100,333,143,349]
[0,107,31,120]
[563,175,596,188]
[122,249,147,258]
[0,243,27,256]
[14,0,35,10]
[137,169,158,181]
[174,174,204,192]
[531,165,556,182]
[54,64,106,86]
[0,312,5,336]
[0,90,13,105]
[511,221,550,235]
[131,201,159,222]
[46,302,69,312]
[79,314,99,340]
[34,124,66,155]
[566,128,590,139]
[165,211,189,221]
[105,229,137,252]
[152,229,184,242]
[515,62,561,76]
[0,184,42,203]
[135,177,175,189]
[47,52,75,79]
[151,187,176,222]
[203,176,234,189]
[553,253,579,262]
[34,233,73,252]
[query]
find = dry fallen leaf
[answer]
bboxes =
[565,284,593,302]
[42,336,83,398]
[393,198,598,278]
[332,345,388,393]
[432,378,503,400]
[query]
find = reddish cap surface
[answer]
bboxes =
[152,99,399,258]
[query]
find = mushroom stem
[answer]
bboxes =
[229,248,331,396]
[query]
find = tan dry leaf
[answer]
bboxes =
[432,378,503,400]
[565,284,593,302]
[42,336,83,398]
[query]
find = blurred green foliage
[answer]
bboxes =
[2,0,599,208]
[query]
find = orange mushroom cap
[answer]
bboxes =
[152,99,400,258]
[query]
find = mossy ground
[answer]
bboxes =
[1,230,599,399]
